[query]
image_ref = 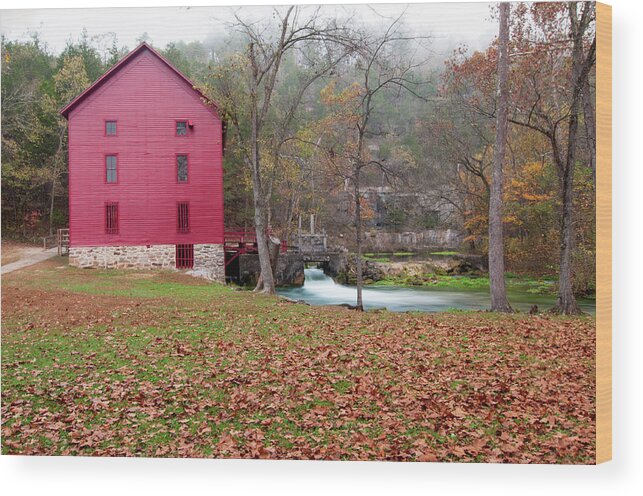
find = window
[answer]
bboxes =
[105,202,118,234]
[176,121,187,136]
[176,244,194,269]
[177,201,189,233]
[105,121,117,136]
[106,155,117,183]
[177,155,188,183]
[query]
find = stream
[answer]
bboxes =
[277,268,596,314]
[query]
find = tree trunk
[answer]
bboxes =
[555,164,580,314]
[268,235,281,275]
[255,235,281,290]
[552,3,589,315]
[555,133,581,314]
[488,2,513,313]
[252,194,275,294]
[353,165,364,312]
[553,149,581,313]
[49,177,56,236]
[249,102,276,294]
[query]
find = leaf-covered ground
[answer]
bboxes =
[1,258,596,463]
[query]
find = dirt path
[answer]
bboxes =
[1,246,58,274]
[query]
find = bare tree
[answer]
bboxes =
[488,2,513,312]
[208,6,353,294]
[552,2,595,314]
[322,13,429,310]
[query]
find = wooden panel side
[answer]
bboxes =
[596,1,612,465]
[68,50,224,248]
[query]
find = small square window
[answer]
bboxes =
[177,155,188,183]
[106,155,117,183]
[106,121,117,136]
[176,121,187,136]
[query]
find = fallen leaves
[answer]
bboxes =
[1,263,596,463]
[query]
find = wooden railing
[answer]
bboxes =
[224,230,257,267]
[223,229,288,267]
[57,228,70,256]
[224,229,257,247]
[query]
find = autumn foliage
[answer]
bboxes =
[430,2,596,295]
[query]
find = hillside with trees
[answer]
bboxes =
[1,3,596,310]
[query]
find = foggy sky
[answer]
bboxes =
[1,3,498,59]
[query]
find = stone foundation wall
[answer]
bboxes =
[69,245,175,269]
[191,244,225,282]
[69,243,225,282]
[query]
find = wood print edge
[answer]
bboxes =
[595,1,612,464]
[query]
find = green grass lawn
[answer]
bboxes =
[362,252,418,262]
[1,257,596,462]
[372,273,559,294]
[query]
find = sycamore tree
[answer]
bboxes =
[488,2,513,312]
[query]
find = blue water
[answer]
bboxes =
[277,268,596,314]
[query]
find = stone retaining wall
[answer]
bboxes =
[237,253,305,287]
[69,244,225,282]
[362,229,464,252]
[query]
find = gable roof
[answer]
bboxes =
[59,42,218,119]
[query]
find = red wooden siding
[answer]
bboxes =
[65,45,224,247]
